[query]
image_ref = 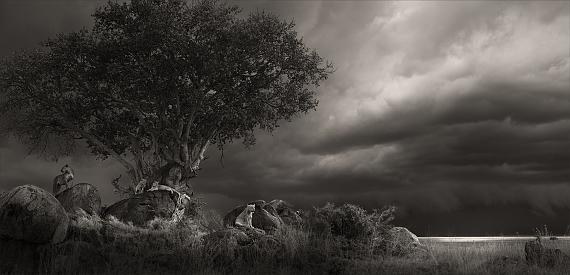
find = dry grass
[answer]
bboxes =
[423,238,570,275]
[4,206,570,274]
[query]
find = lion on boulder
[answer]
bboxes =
[235,204,255,228]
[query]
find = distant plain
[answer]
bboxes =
[419,237,570,275]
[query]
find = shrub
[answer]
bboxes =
[306,203,396,242]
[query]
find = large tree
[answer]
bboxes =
[0,0,332,195]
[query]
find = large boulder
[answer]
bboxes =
[0,185,69,244]
[103,190,194,226]
[269,199,302,226]
[252,207,282,233]
[56,183,102,215]
[525,238,569,267]
[223,200,283,234]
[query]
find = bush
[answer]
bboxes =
[306,203,396,242]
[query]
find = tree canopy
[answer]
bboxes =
[0,0,332,195]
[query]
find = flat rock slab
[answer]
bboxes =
[0,185,69,244]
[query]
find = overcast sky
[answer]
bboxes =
[1,0,569,235]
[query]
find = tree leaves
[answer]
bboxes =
[0,0,333,185]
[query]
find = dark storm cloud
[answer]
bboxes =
[1,0,569,235]
[194,1,570,234]
[300,81,570,155]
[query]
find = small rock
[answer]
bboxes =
[0,185,69,244]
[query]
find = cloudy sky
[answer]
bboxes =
[1,0,569,235]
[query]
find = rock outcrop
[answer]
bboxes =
[103,190,195,226]
[223,200,283,234]
[525,237,569,267]
[56,183,102,215]
[0,185,69,244]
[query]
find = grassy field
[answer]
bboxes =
[3,203,569,275]
[44,213,570,275]
[421,238,570,275]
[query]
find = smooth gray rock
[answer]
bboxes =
[0,185,69,244]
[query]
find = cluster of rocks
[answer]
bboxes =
[0,184,99,273]
[0,185,71,245]
[0,183,196,241]
[0,170,198,273]
[221,199,302,233]
[201,199,302,267]
[0,166,440,273]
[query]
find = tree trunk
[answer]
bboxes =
[121,135,211,196]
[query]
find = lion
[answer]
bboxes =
[52,164,74,195]
[235,204,255,228]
